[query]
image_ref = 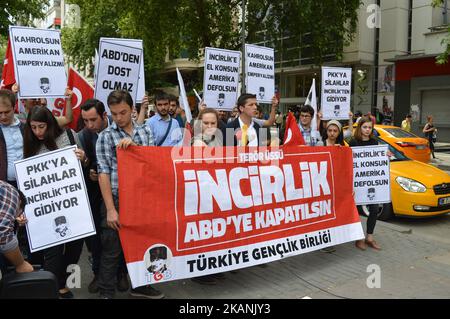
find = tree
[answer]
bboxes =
[62,0,122,77]
[62,0,362,90]
[0,0,49,37]
[0,35,7,75]
[432,0,450,64]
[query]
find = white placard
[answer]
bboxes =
[14,146,96,253]
[245,44,275,104]
[99,38,145,103]
[352,145,391,205]
[95,41,143,113]
[321,67,352,120]
[9,26,67,98]
[203,47,241,111]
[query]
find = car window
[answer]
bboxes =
[376,137,409,162]
[383,128,418,138]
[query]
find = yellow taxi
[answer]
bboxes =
[373,125,431,164]
[371,139,450,220]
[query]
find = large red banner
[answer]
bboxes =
[118,146,364,288]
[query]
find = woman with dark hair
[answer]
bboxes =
[423,115,437,159]
[23,105,88,298]
[348,116,381,251]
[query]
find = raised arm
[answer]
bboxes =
[56,87,74,127]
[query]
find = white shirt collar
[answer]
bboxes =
[238,116,254,129]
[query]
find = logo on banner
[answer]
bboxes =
[144,245,173,282]
[40,77,51,94]
[334,105,340,117]
[259,87,265,100]
[217,93,225,108]
[367,188,376,201]
[54,215,71,238]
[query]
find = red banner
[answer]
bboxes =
[118,146,363,288]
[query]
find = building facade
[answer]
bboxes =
[35,1,450,140]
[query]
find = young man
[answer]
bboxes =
[298,104,322,146]
[228,106,239,124]
[96,90,164,299]
[145,93,182,147]
[226,93,262,146]
[0,180,34,274]
[0,89,24,188]
[79,99,128,294]
[168,95,185,128]
[401,114,412,132]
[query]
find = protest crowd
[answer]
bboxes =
[0,26,391,299]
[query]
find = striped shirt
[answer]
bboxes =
[0,180,20,248]
[96,121,154,197]
[298,124,322,146]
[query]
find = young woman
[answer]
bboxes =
[192,108,223,147]
[423,115,437,159]
[348,116,381,251]
[23,105,88,298]
[323,120,345,146]
[319,112,353,146]
[191,108,224,285]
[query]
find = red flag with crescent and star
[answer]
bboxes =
[66,67,94,131]
[283,112,306,146]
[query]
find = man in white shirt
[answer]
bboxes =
[226,93,261,146]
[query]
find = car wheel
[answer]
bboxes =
[358,204,394,221]
[378,203,394,221]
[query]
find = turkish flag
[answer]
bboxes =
[1,38,16,90]
[283,112,306,146]
[66,67,94,131]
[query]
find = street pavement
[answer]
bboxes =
[71,147,450,299]
[74,214,450,299]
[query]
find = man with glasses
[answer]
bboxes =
[298,104,322,146]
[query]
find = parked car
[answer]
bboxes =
[363,138,450,220]
[345,124,431,163]
[373,125,431,163]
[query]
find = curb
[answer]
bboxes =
[360,216,412,234]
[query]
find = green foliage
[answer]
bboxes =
[0,0,49,36]
[62,0,362,90]
[432,0,450,64]
[0,35,7,75]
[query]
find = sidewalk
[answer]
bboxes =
[435,142,450,150]
[74,217,450,299]
[430,152,450,172]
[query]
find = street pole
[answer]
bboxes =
[241,0,246,94]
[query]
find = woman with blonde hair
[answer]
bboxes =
[192,108,223,147]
